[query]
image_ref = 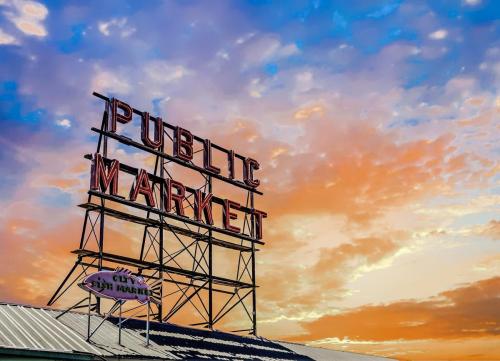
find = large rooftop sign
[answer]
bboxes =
[49,92,267,336]
[90,97,267,240]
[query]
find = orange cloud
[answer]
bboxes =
[205,116,461,227]
[312,237,399,288]
[0,209,141,307]
[480,220,500,240]
[285,277,500,359]
[266,132,455,223]
[293,104,325,121]
[257,234,404,320]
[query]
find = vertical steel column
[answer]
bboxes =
[208,175,213,329]
[86,292,92,341]
[158,142,165,321]
[250,191,257,335]
[146,302,150,346]
[96,100,110,315]
[96,207,104,316]
[118,301,122,345]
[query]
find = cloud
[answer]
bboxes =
[0,27,18,44]
[0,214,140,305]
[98,17,135,37]
[463,0,481,6]
[288,276,500,342]
[366,2,401,19]
[308,337,499,360]
[143,61,192,85]
[216,49,229,60]
[294,71,314,93]
[480,220,500,240]
[55,118,71,128]
[3,0,48,37]
[241,35,300,66]
[262,125,456,223]
[312,237,400,289]
[293,104,325,120]
[195,76,498,334]
[91,66,131,95]
[235,32,255,45]
[247,78,265,98]
[474,254,500,273]
[0,136,141,306]
[257,228,407,328]
[429,29,448,40]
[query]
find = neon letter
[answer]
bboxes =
[253,209,267,240]
[111,98,133,132]
[243,158,260,188]
[166,179,186,216]
[174,127,193,162]
[141,112,163,149]
[90,153,119,195]
[130,169,155,207]
[194,190,214,225]
[203,139,220,174]
[223,199,241,233]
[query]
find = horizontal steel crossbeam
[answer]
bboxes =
[79,202,256,252]
[73,249,254,289]
[87,190,264,245]
[90,127,263,195]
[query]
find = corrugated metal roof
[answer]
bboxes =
[0,303,102,356]
[113,317,309,361]
[50,308,174,359]
[0,303,397,361]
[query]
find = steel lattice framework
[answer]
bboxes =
[48,92,264,335]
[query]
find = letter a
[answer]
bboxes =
[130,169,155,207]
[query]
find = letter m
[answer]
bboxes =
[90,153,120,195]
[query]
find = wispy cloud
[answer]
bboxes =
[0,27,18,44]
[429,29,448,40]
[98,17,135,38]
[288,277,500,359]
[2,0,48,37]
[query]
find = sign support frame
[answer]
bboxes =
[48,92,264,336]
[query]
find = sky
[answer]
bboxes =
[0,0,499,360]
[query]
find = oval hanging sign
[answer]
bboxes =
[79,268,159,304]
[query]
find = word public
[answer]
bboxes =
[90,98,267,240]
[110,98,261,187]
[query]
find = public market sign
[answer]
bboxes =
[79,268,157,304]
[90,97,267,240]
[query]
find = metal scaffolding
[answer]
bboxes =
[48,92,264,335]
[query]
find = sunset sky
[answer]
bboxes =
[0,1,499,360]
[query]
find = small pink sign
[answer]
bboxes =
[79,268,157,304]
